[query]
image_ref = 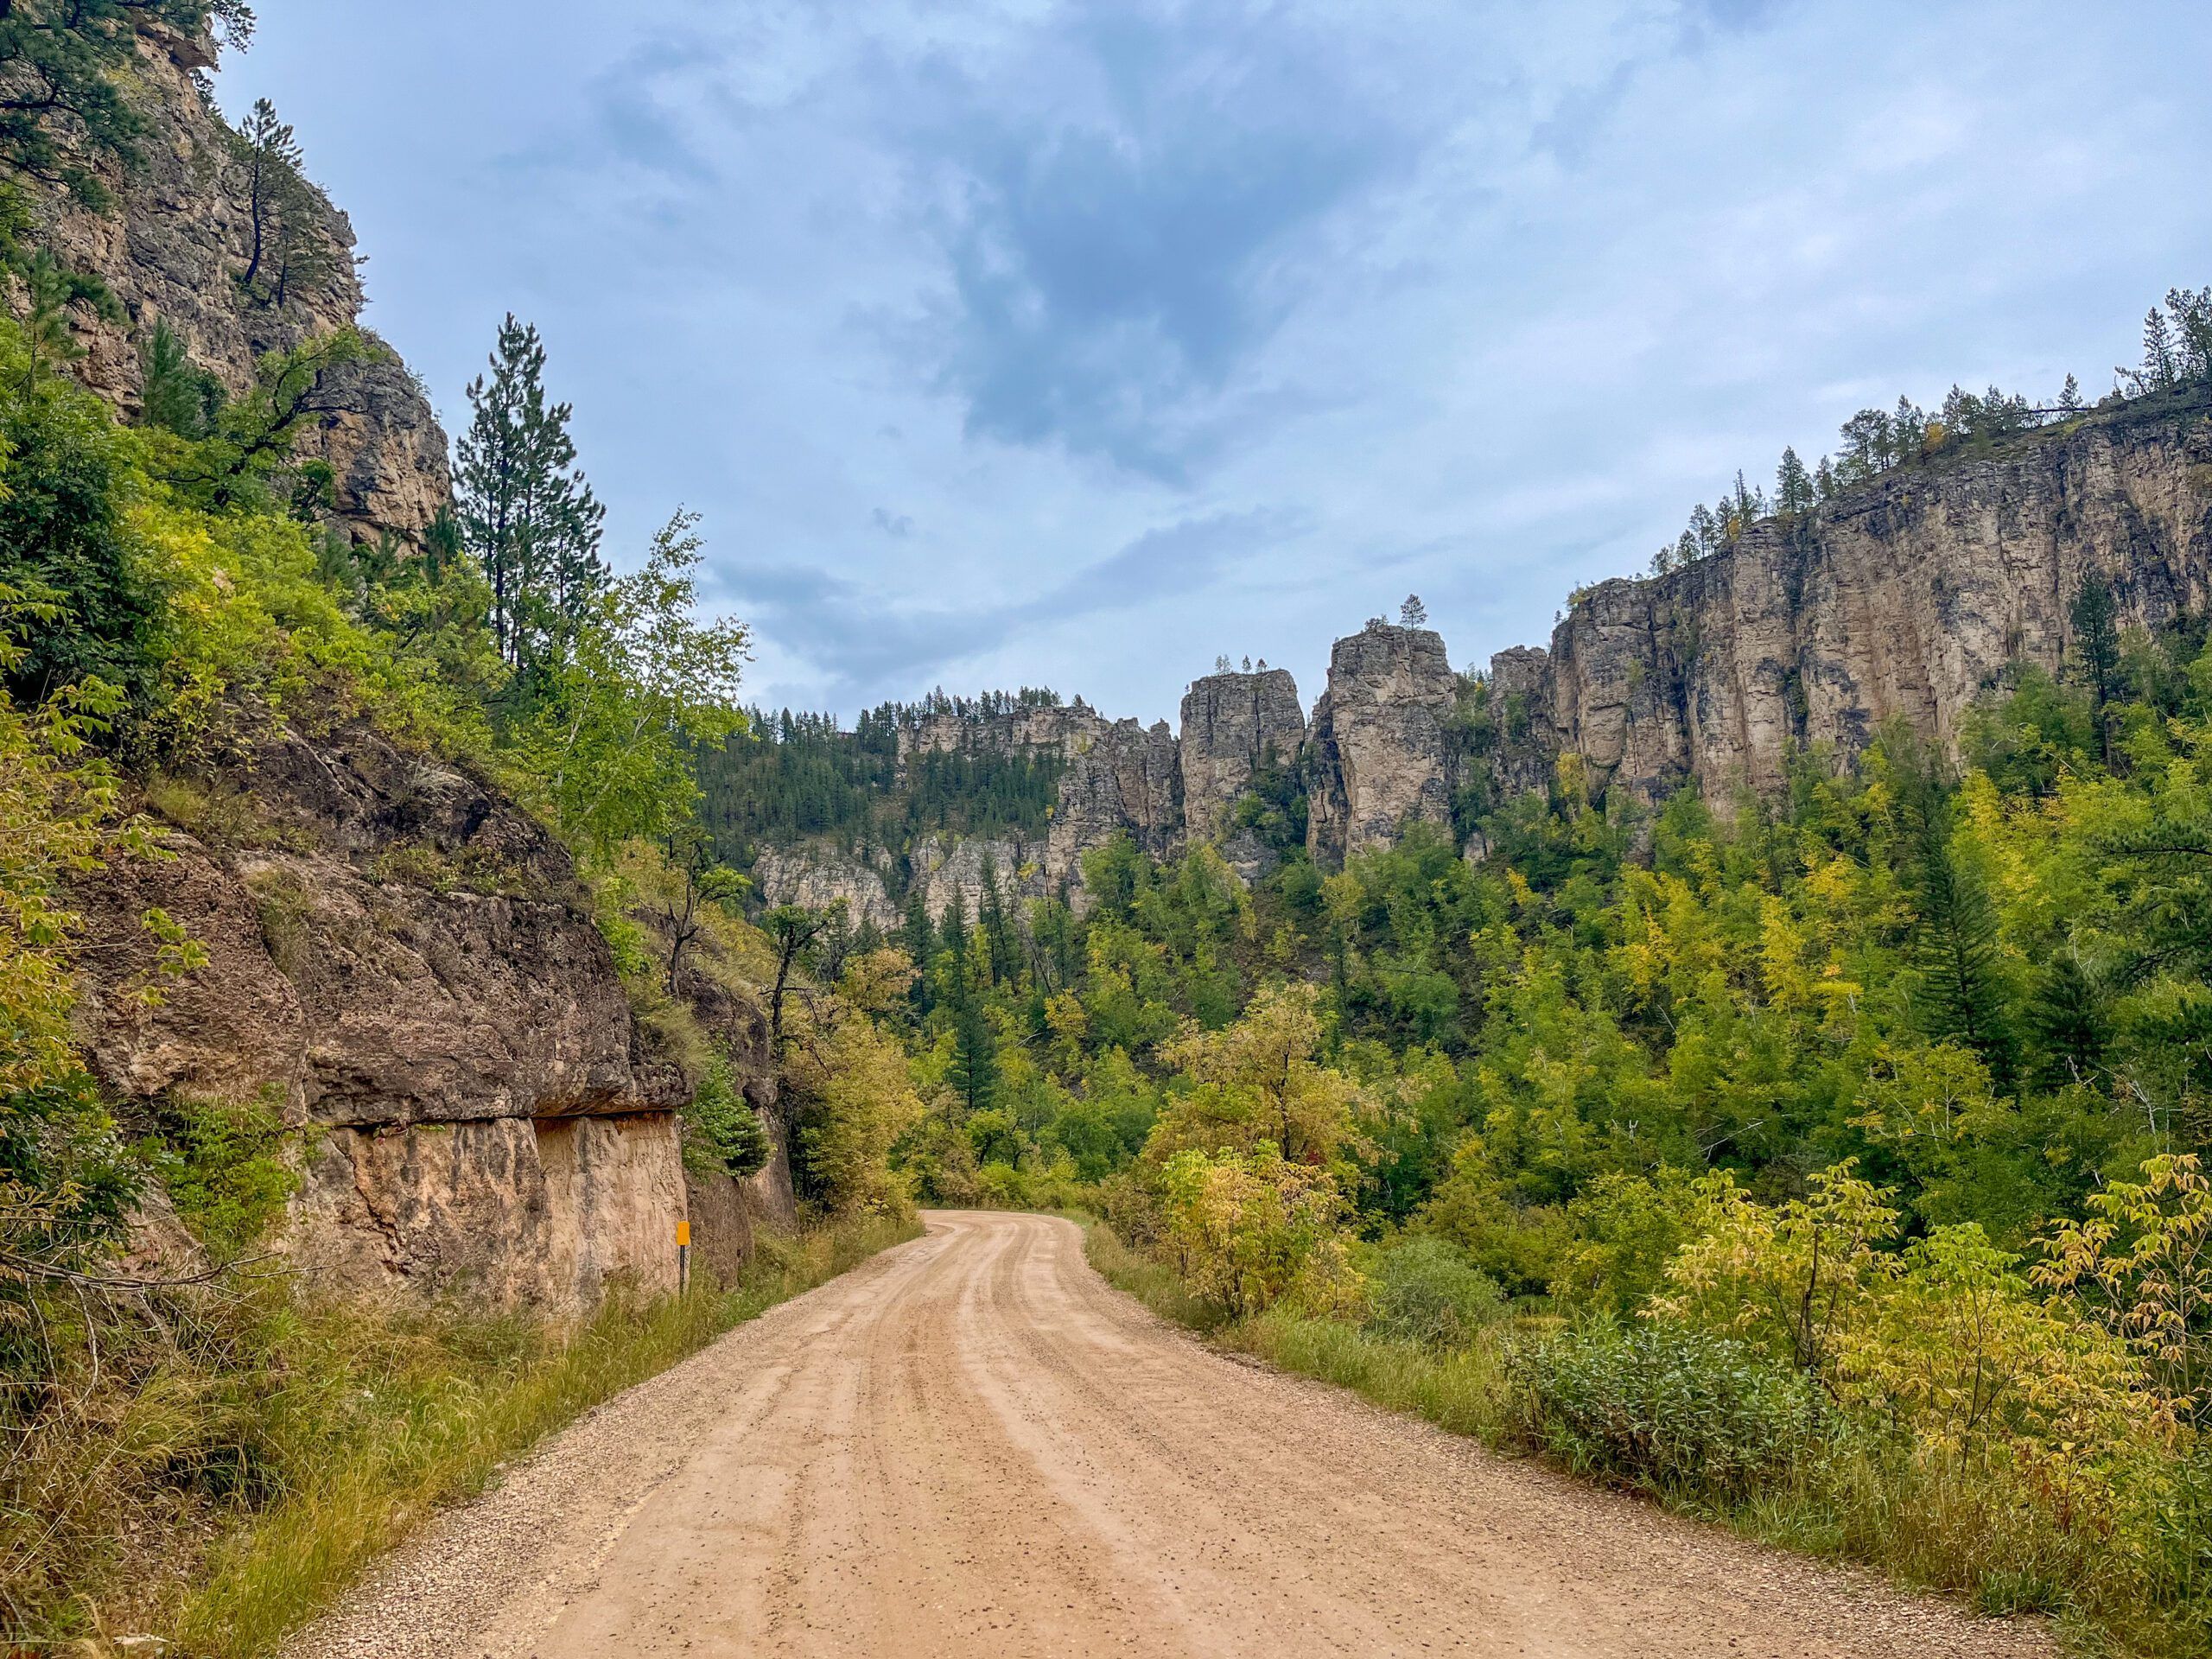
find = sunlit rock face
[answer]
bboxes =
[1501,390,2212,804]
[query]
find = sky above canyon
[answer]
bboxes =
[219,0,2212,724]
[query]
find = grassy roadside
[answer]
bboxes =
[1082,1224,2191,1657]
[161,1214,919,1659]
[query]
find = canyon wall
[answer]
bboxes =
[74,720,781,1313]
[36,22,451,543]
[755,389,2212,907]
[1497,388,2212,802]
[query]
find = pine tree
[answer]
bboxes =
[1814,457,1838,501]
[978,855,1012,987]
[1775,447,1814,515]
[938,890,969,963]
[2070,569,2122,769]
[2024,951,2107,1088]
[456,315,607,671]
[2057,372,2083,415]
[947,995,999,1117]
[1890,748,2016,1086]
[141,318,225,438]
[21,251,81,390]
[234,99,302,299]
[1399,594,1427,627]
[902,888,935,969]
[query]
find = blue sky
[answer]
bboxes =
[218,0,2212,723]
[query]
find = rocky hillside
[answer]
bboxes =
[748,387,2212,912]
[77,720,793,1311]
[35,19,450,543]
[1503,385,2212,800]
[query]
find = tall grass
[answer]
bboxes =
[1084,1224,2212,1658]
[6,1215,916,1658]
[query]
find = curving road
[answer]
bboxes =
[292,1211,2048,1659]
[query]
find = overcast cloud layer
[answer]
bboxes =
[219,1,2212,723]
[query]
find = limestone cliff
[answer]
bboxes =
[74,719,785,1312]
[1179,669,1306,840]
[1306,624,1459,866]
[1491,387,2212,802]
[32,22,450,542]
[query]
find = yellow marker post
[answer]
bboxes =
[677,1219,692,1294]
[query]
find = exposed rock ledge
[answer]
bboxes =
[71,718,769,1313]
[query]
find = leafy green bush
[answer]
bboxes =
[143,1090,296,1260]
[1361,1236,1505,1351]
[681,1052,769,1180]
[1510,1320,1834,1504]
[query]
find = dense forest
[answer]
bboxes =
[694,698,1068,868]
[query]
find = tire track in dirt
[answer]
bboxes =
[289,1211,2053,1659]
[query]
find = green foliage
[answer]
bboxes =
[1359,1235,1505,1351]
[680,1052,769,1181]
[0,1,227,205]
[455,315,607,673]
[141,1091,295,1260]
[1510,1320,1834,1505]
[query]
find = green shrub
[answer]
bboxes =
[1361,1236,1506,1351]
[682,1052,769,1180]
[143,1090,296,1260]
[1511,1319,1834,1505]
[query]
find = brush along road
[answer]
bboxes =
[289,1211,2047,1659]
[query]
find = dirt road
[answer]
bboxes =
[291,1211,2049,1659]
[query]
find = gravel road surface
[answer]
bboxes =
[287,1210,2050,1658]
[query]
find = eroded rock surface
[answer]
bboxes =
[1496,391,2212,802]
[1179,669,1305,839]
[73,720,720,1312]
[1307,624,1459,866]
[35,23,450,542]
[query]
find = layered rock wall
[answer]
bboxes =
[1494,390,2212,802]
[1179,669,1306,839]
[73,720,749,1313]
[35,23,450,542]
[1306,626,1459,865]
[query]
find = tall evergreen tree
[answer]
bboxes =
[1775,447,1814,515]
[946,995,999,1118]
[1889,746,2016,1086]
[233,98,301,300]
[2071,570,2122,769]
[455,316,607,672]
[140,318,224,437]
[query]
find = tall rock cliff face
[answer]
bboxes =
[1050,717,1182,878]
[72,720,766,1313]
[1306,625,1460,866]
[34,23,451,543]
[1179,669,1306,839]
[1491,389,2212,802]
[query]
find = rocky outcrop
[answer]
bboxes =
[1050,718,1181,878]
[1307,624,1460,866]
[750,846,903,933]
[32,23,450,542]
[1179,669,1305,839]
[73,718,716,1313]
[1493,389,2212,802]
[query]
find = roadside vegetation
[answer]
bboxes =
[715,289,2212,1656]
[0,21,918,1649]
